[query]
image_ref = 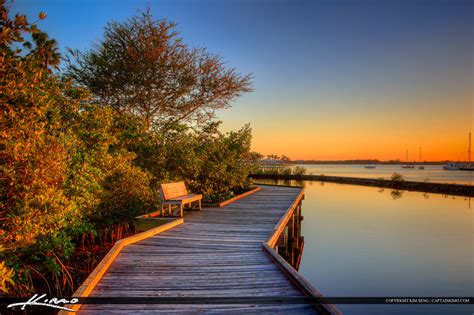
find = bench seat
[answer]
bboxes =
[160,182,202,217]
[166,194,202,203]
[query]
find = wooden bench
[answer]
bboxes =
[160,182,202,217]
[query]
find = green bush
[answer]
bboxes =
[67,106,159,227]
[1,3,254,296]
[191,123,253,203]
[136,122,254,204]
[252,165,307,177]
[293,166,307,176]
[0,7,155,295]
[0,6,85,295]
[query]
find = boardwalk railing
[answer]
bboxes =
[59,184,339,314]
[60,219,184,314]
[261,186,341,315]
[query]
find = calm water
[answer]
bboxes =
[296,164,473,185]
[258,180,473,315]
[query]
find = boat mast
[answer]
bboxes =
[469,132,471,164]
[419,147,421,162]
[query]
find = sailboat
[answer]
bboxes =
[418,147,424,169]
[443,132,474,171]
[459,133,474,171]
[402,149,414,168]
[459,164,474,171]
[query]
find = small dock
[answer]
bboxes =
[75,185,337,314]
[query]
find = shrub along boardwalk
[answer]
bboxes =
[77,185,334,314]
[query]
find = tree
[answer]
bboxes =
[153,122,254,203]
[266,154,280,160]
[66,9,253,130]
[1,1,81,294]
[1,2,254,295]
[26,31,61,70]
[248,151,264,161]
[0,2,157,295]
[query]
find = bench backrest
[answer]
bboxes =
[161,181,188,200]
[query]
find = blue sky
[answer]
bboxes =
[14,0,474,160]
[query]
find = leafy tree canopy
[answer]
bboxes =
[1,1,255,296]
[66,9,253,130]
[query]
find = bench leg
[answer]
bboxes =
[198,199,201,211]
[161,204,165,217]
[180,204,184,217]
[168,204,172,216]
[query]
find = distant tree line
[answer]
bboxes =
[246,156,447,165]
[293,160,446,165]
[247,152,291,162]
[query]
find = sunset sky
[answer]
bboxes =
[16,0,473,161]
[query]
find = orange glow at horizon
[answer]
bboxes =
[250,119,472,161]
[251,133,472,162]
[220,94,473,162]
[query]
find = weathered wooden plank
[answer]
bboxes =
[72,185,329,314]
[90,287,306,297]
[80,304,317,315]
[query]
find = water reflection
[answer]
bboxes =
[257,180,472,315]
[390,189,404,200]
[258,179,470,209]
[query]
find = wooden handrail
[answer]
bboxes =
[262,188,341,315]
[266,188,305,247]
[58,218,184,314]
[58,186,339,314]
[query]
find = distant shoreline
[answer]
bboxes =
[250,174,474,197]
[291,161,449,165]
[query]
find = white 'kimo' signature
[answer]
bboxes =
[7,293,79,312]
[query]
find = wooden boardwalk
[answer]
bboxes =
[77,185,334,314]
